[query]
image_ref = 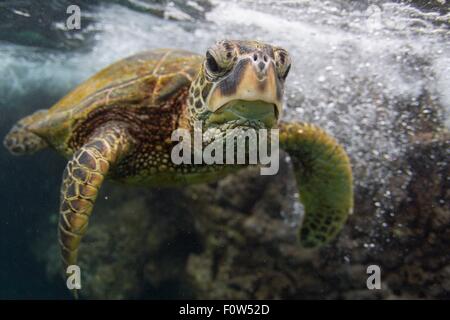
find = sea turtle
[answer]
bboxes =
[4,40,353,291]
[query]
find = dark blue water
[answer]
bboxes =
[0,92,68,298]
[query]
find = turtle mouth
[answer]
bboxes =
[206,99,278,128]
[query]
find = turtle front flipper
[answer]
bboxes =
[280,122,353,248]
[58,123,132,288]
[3,109,48,155]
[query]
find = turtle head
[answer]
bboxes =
[188,40,291,130]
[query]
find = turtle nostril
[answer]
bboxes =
[263,55,268,62]
[253,54,258,61]
[257,61,265,71]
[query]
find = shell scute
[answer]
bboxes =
[30,49,202,152]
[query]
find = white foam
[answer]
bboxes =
[434,55,450,128]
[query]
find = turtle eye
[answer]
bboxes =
[274,49,291,81]
[281,63,291,80]
[205,51,221,74]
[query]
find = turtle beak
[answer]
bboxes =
[207,55,283,124]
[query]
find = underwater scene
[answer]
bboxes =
[0,0,449,300]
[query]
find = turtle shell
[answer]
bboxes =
[28,49,202,156]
